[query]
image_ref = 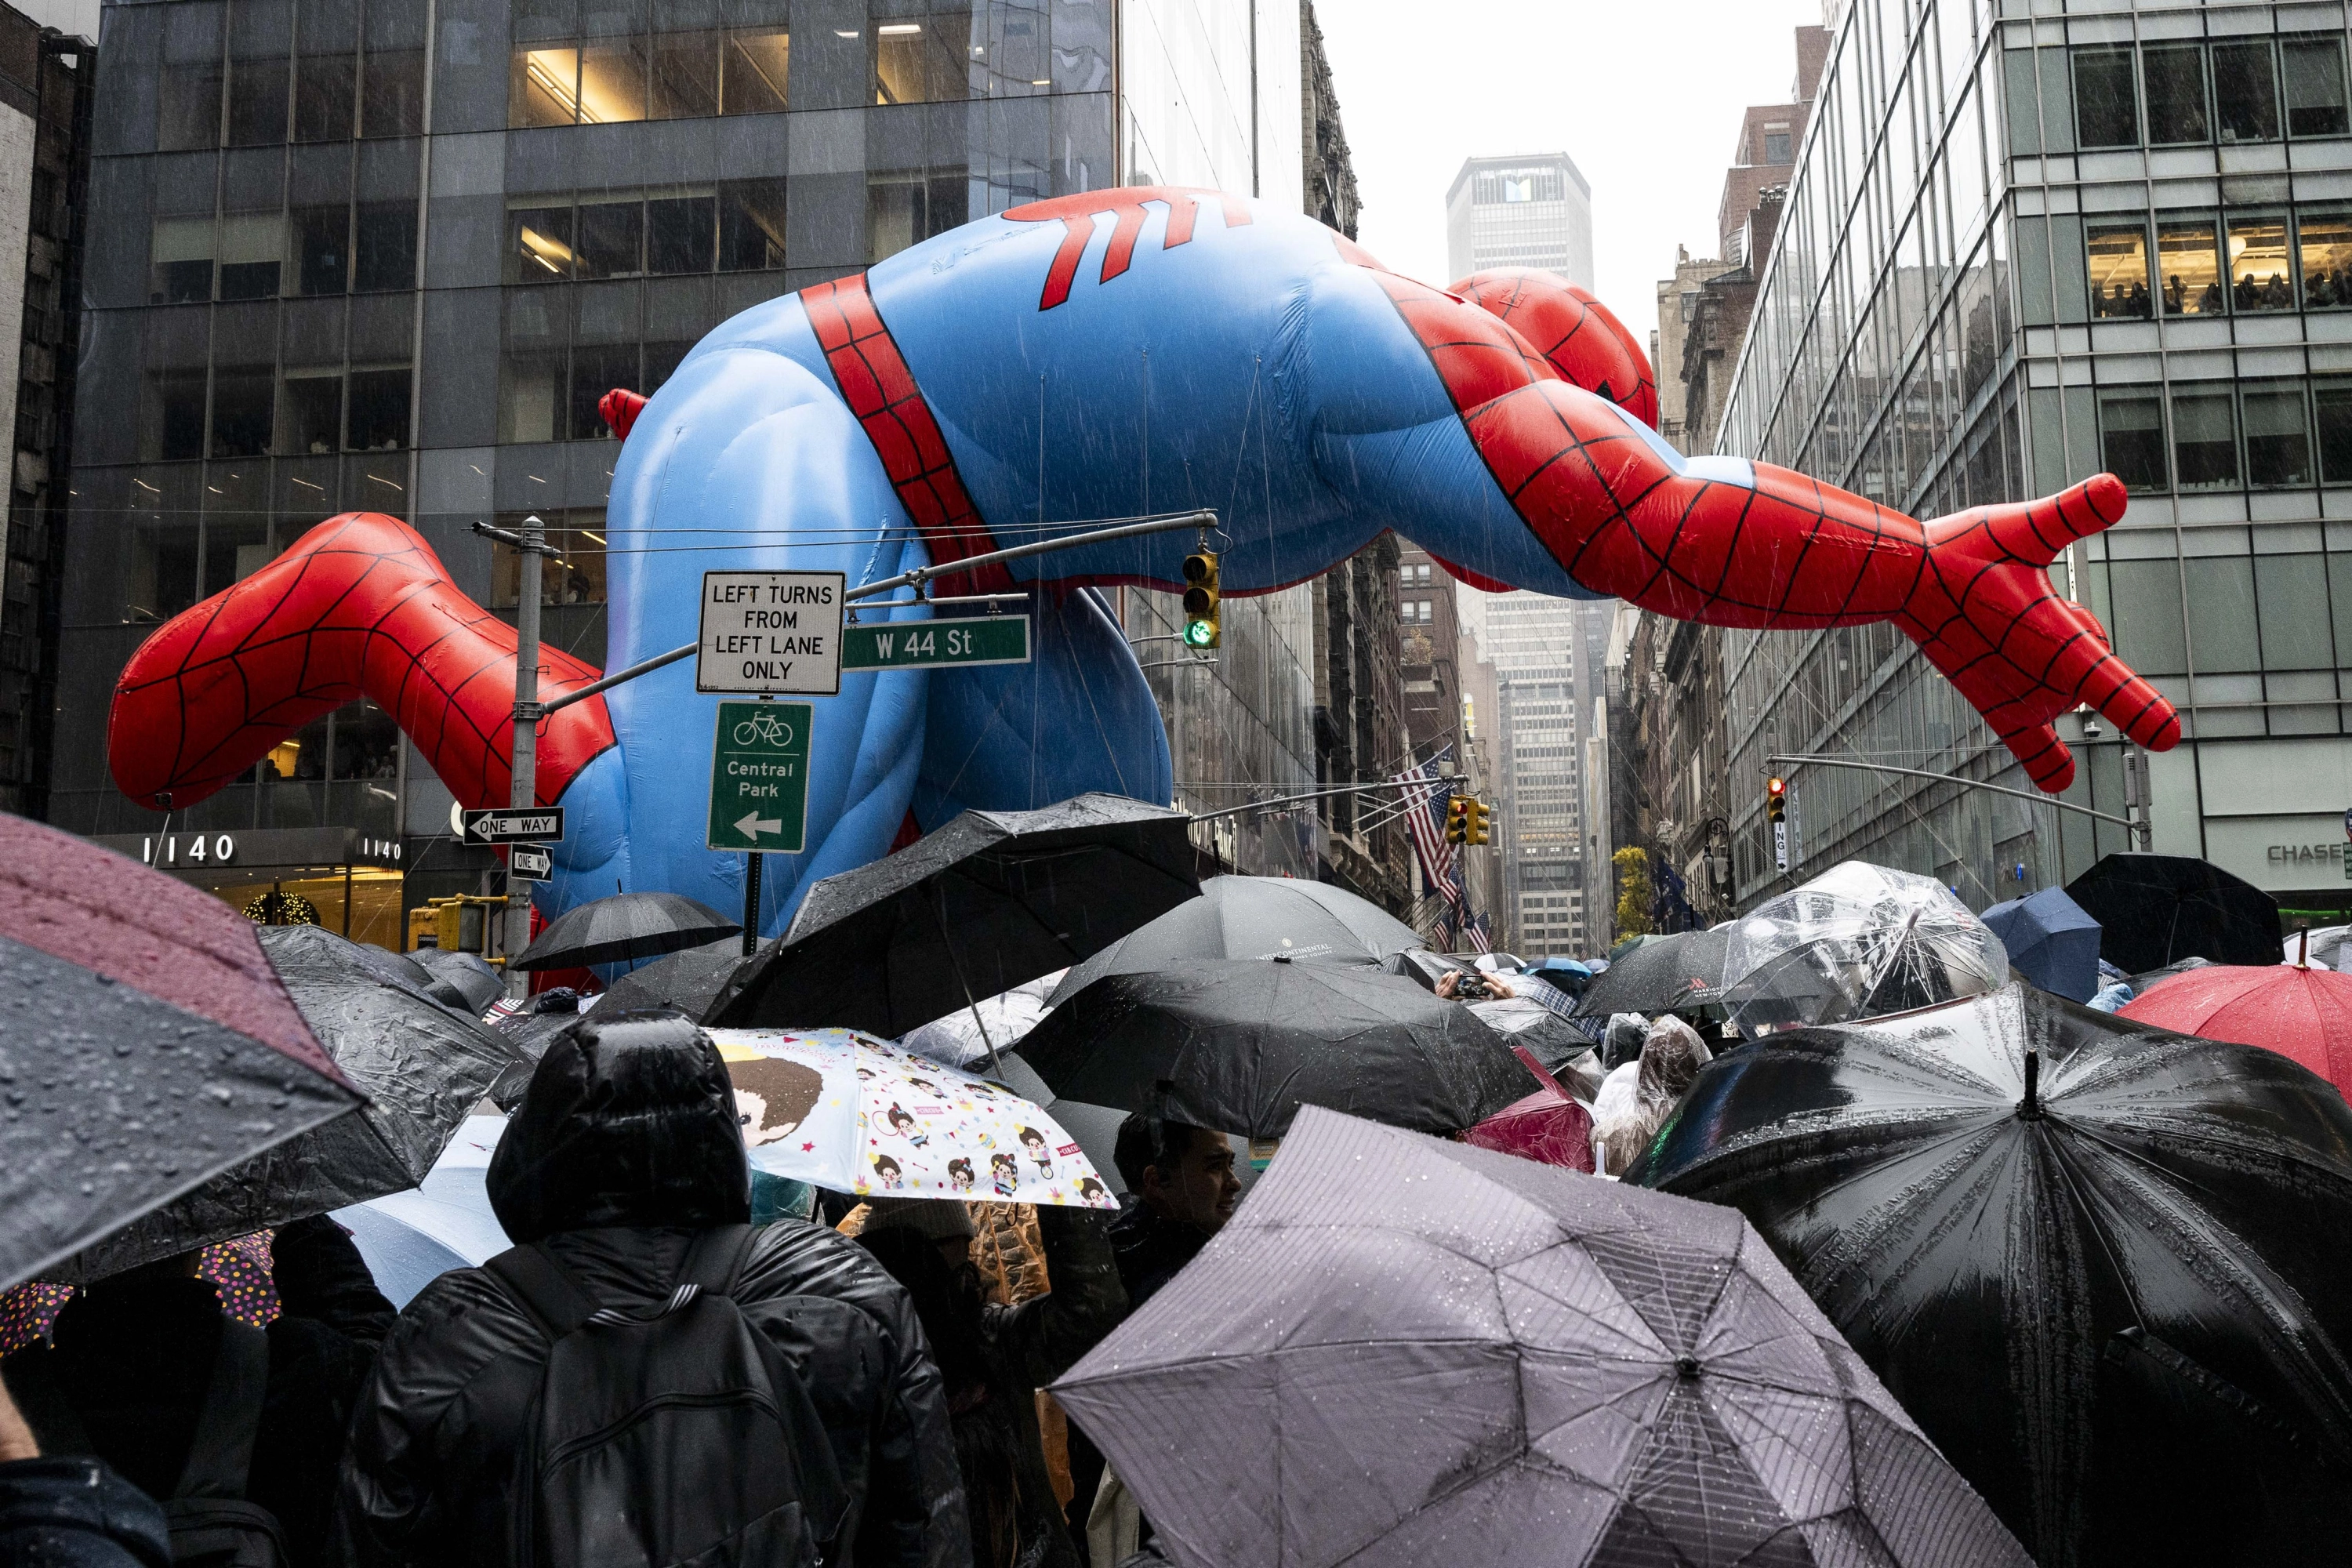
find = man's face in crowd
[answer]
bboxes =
[1144,1126,1242,1233]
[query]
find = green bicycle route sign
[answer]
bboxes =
[841,615,1030,671]
[707,700,813,854]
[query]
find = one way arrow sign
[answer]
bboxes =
[462,808,566,845]
[734,811,784,839]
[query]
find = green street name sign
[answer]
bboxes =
[840,615,1030,672]
[708,700,812,854]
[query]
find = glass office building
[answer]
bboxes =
[49,0,1312,937]
[1715,0,2352,921]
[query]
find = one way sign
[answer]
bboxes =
[463,807,566,844]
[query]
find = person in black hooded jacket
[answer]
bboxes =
[332,1011,970,1568]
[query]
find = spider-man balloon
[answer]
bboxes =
[108,188,2178,937]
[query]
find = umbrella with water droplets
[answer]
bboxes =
[0,812,361,1291]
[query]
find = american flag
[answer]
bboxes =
[1392,748,1460,906]
[1461,908,1494,956]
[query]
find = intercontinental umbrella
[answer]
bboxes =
[1980,884,2103,1002]
[1047,874,1421,1004]
[1052,1106,2030,1568]
[60,923,522,1278]
[511,891,741,971]
[2119,960,2352,1100]
[2064,851,2279,973]
[1716,862,2006,1038]
[1017,960,1534,1139]
[1572,926,1729,1018]
[1627,983,2352,1567]
[710,793,1199,1035]
[0,813,361,1290]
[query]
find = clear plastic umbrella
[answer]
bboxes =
[1719,861,2006,1039]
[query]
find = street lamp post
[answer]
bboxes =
[505,514,545,1000]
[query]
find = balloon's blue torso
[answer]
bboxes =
[542,194,1589,943]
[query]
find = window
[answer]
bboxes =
[576,197,643,278]
[216,213,283,300]
[2299,210,2352,309]
[354,201,416,292]
[718,179,786,271]
[2142,44,2209,144]
[650,31,718,118]
[2098,390,2166,492]
[292,205,347,294]
[568,341,636,439]
[513,45,581,126]
[2285,37,2351,138]
[876,18,967,105]
[2108,560,2187,675]
[346,367,410,450]
[866,172,964,263]
[723,28,789,114]
[2154,216,2222,315]
[2227,216,2294,313]
[509,201,576,281]
[1763,124,1791,163]
[491,514,608,607]
[2086,222,2151,319]
[150,217,215,305]
[158,60,225,151]
[2170,387,2238,490]
[361,48,426,136]
[2315,382,2352,484]
[143,372,209,461]
[578,34,648,123]
[2242,382,2313,488]
[279,372,343,454]
[2212,41,2279,143]
[211,366,275,459]
[2074,48,2139,148]
[227,56,290,146]
[294,53,355,141]
[648,194,716,274]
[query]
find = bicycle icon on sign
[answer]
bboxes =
[732,710,797,747]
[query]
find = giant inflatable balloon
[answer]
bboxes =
[108,187,2180,936]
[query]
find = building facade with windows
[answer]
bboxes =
[49,0,1323,943]
[1459,585,1592,956]
[1443,151,1592,288]
[1713,0,2352,924]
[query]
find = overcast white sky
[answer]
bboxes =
[1314,0,1825,355]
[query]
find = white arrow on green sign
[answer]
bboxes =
[707,700,813,854]
[841,615,1029,671]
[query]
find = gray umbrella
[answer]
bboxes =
[710,793,1200,1034]
[512,891,742,971]
[596,939,749,1019]
[1047,874,1423,1004]
[1054,1106,2029,1568]
[59,924,523,1279]
[1573,927,1731,1018]
[411,947,505,1015]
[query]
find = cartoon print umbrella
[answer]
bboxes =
[710,1028,1117,1210]
[0,812,361,1293]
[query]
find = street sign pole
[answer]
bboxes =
[742,697,769,958]
[506,514,545,998]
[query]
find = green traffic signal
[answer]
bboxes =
[1182,619,1216,648]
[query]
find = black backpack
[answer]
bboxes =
[483,1225,847,1568]
[163,1319,292,1568]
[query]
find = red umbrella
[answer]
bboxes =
[0,812,361,1290]
[2118,961,2352,1098]
[1459,1047,1595,1172]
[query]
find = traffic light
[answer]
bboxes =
[1767,775,1787,824]
[1465,797,1492,845]
[1445,794,1472,844]
[1181,550,1221,648]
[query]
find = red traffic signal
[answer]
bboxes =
[1767,776,1786,797]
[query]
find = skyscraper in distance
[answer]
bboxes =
[1444,152,1594,289]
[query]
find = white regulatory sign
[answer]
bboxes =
[697,571,846,695]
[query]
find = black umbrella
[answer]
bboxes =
[1573,926,1730,1018]
[1054,1105,2032,1568]
[58,923,524,1279]
[1017,960,1534,1138]
[1626,982,2352,1567]
[511,891,742,971]
[485,1007,591,1112]
[411,946,504,1014]
[1462,995,1602,1092]
[597,940,748,1018]
[2064,851,2279,974]
[1047,874,1421,1004]
[0,813,361,1292]
[710,793,1200,1035]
